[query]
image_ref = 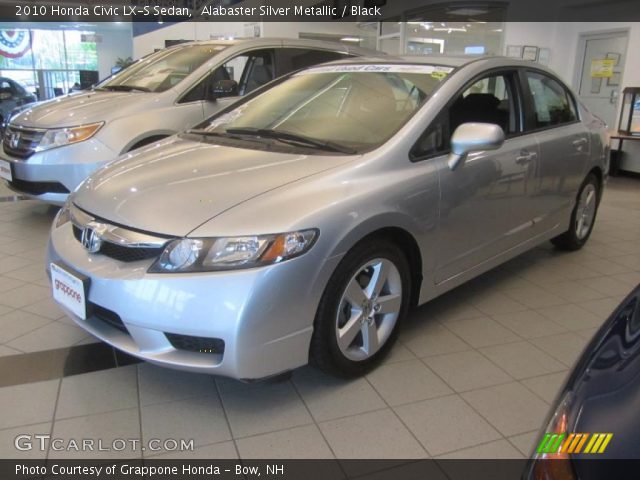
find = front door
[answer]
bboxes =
[433,71,540,283]
[576,31,628,129]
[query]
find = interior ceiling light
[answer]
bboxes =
[341,37,362,42]
[408,21,432,29]
[433,27,468,33]
[448,7,489,16]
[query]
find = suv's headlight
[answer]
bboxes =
[36,122,104,152]
[148,229,318,273]
[54,198,72,228]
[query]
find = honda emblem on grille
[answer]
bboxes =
[80,227,102,253]
[9,131,20,149]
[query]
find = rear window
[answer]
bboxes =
[526,71,578,129]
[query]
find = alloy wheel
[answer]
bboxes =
[575,183,597,240]
[335,258,402,361]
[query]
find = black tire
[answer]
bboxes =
[551,173,601,251]
[310,238,411,378]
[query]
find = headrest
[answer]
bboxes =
[459,93,501,110]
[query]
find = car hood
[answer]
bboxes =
[11,91,155,128]
[73,137,354,237]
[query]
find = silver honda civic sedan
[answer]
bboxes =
[47,56,608,380]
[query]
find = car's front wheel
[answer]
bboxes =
[551,173,601,251]
[311,239,410,377]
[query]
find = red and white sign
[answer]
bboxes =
[51,263,87,320]
[0,30,31,59]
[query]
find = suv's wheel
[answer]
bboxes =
[551,173,601,251]
[311,239,410,377]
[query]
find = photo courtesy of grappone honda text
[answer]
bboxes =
[48,56,608,380]
[0,38,376,204]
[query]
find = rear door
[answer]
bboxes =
[521,69,590,233]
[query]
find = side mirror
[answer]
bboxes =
[447,123,505,171]
[0,92,12,101]
[205,79,239,101]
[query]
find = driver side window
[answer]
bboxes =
[451,74,517,135]
[411,72,518,161]
[179,49,275,103]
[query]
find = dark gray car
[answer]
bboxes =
[0,76,35,133]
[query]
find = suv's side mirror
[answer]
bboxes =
[205,79,239,102]
[448,122,505,171]
[0,91,13,101]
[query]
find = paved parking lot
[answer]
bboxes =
[0,176,639,460]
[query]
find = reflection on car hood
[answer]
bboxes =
[11,91,153,128]
[73,137,354,237]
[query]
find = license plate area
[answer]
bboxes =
[50,262,90,320]
[0,158,12,182]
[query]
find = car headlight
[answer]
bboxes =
[54,198,72,228]
[148,229,318,273]
[36,122,104,152]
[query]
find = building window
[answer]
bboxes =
[0,28,98,100]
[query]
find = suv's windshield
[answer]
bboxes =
[196,64,454,153]
[98,44,227,93]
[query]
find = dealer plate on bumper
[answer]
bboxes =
[51,262,89,320]
[0,159,12,182]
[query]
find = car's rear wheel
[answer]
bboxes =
[551,173,600,251]
[311,239,410,377]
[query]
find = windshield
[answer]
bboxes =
[197,64,454,153]
[98,44,226,93]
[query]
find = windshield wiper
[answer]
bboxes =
[100,85,151,93]
[224,127,356,154]
[185,129,266,143]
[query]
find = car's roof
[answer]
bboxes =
[321,54,542,69]
[170,37,381,57]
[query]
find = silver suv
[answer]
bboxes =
[0,38,377,204]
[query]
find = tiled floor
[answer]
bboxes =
[0,177,639,460]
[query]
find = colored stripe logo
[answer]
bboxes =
[537,433,613,454]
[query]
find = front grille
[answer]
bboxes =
[92,304,129,334]
[165,333,225,355]
[9,178,69,195]
[3,125,45,159]
[72,225,163,262]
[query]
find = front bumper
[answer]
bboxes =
[2,138,118,205]
[47,221,336,380]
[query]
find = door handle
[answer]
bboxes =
[610,89,619,105]
[572,138,588,150]
[516,150,537,165]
